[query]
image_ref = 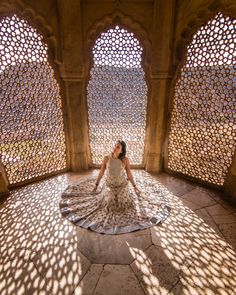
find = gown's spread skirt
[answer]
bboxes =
[59,172,171,234]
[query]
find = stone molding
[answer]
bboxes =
[150,72,173,80]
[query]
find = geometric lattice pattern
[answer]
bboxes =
[168,13,236,185]
[0,15,66,184]
[87,25,147,165]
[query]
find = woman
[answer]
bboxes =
[60,140,170,234]
[93,140,139,192]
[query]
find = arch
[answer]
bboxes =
[0,12,67,185]
[84,11,152,166]
[86,23,148,166]
[0,0,61,64]
[85,10,151,78]
[173,1,236,78]
[165,1,236,181]
[166,11,236,187]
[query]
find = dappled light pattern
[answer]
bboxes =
[1,170,236,294]
[130,182,236,295]
[0,174,91,295]
[168,13,236,185]
[0,14,66,184]
[87,25,147,165]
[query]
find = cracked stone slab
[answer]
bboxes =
[32,244,91,295]
[171,244,236,295]
[151,206,227,268]
[206,204,233,216]
[171,211,231,261]
[211,214,236,224]
[219,223,236,250]
[151,226,193,270]
[155,173,196,197]
[77,229,152,264]
[73,264,104,295]
[0,209,85,256]
[93,264,144,295]
[29,212,86,249]
[180,187,217,208]
[151,207,223,249]
[0,216,60,252]
[194,208,223,235]
[0,259,52,295]
[130,245,187,295]
[0,216,50,250]
[217,199,236,214]
[151,205,201,247]
[0,245,35,265]
[0,200,27,232]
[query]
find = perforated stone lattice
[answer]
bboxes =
[0,15,66,184]
[87,25,147,165]
[168,13,236,185]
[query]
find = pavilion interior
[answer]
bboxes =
[0,0,236,294]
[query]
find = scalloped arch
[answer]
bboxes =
[85,10,151,73]
[166,2,236,174]
[0,0,61,64]
[174,1,236,77]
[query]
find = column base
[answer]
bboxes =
[224,172,236,206]
[71,152,88,171]
[145,153,162,173]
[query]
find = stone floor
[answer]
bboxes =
[0,170,236,295]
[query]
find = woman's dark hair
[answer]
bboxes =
[118,140,126,160]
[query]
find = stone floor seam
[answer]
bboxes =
[128,264,146,295]
[92,264,105,295]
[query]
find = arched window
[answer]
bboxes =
[87,25,147,165]
[168,13,236,185]
[0,15,66,184]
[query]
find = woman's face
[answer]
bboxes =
[113,142,122,155]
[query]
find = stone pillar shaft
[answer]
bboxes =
[145,0,175,173]
[59,0,89,170]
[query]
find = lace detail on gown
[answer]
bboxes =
[59,155,171,234]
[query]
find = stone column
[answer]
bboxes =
[145,0,176,173]
[58,0,89,170]
[0,160,9,196]
[64,79,89,170]
[224,149,236,205]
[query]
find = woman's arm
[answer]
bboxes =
[124,157,139,192]
[93,156,108,191]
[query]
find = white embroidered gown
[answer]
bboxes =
[59,154,170,234]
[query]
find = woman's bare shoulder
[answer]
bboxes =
[103,155,109,162]
[101,155,109,167]
[122,156,129,164]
